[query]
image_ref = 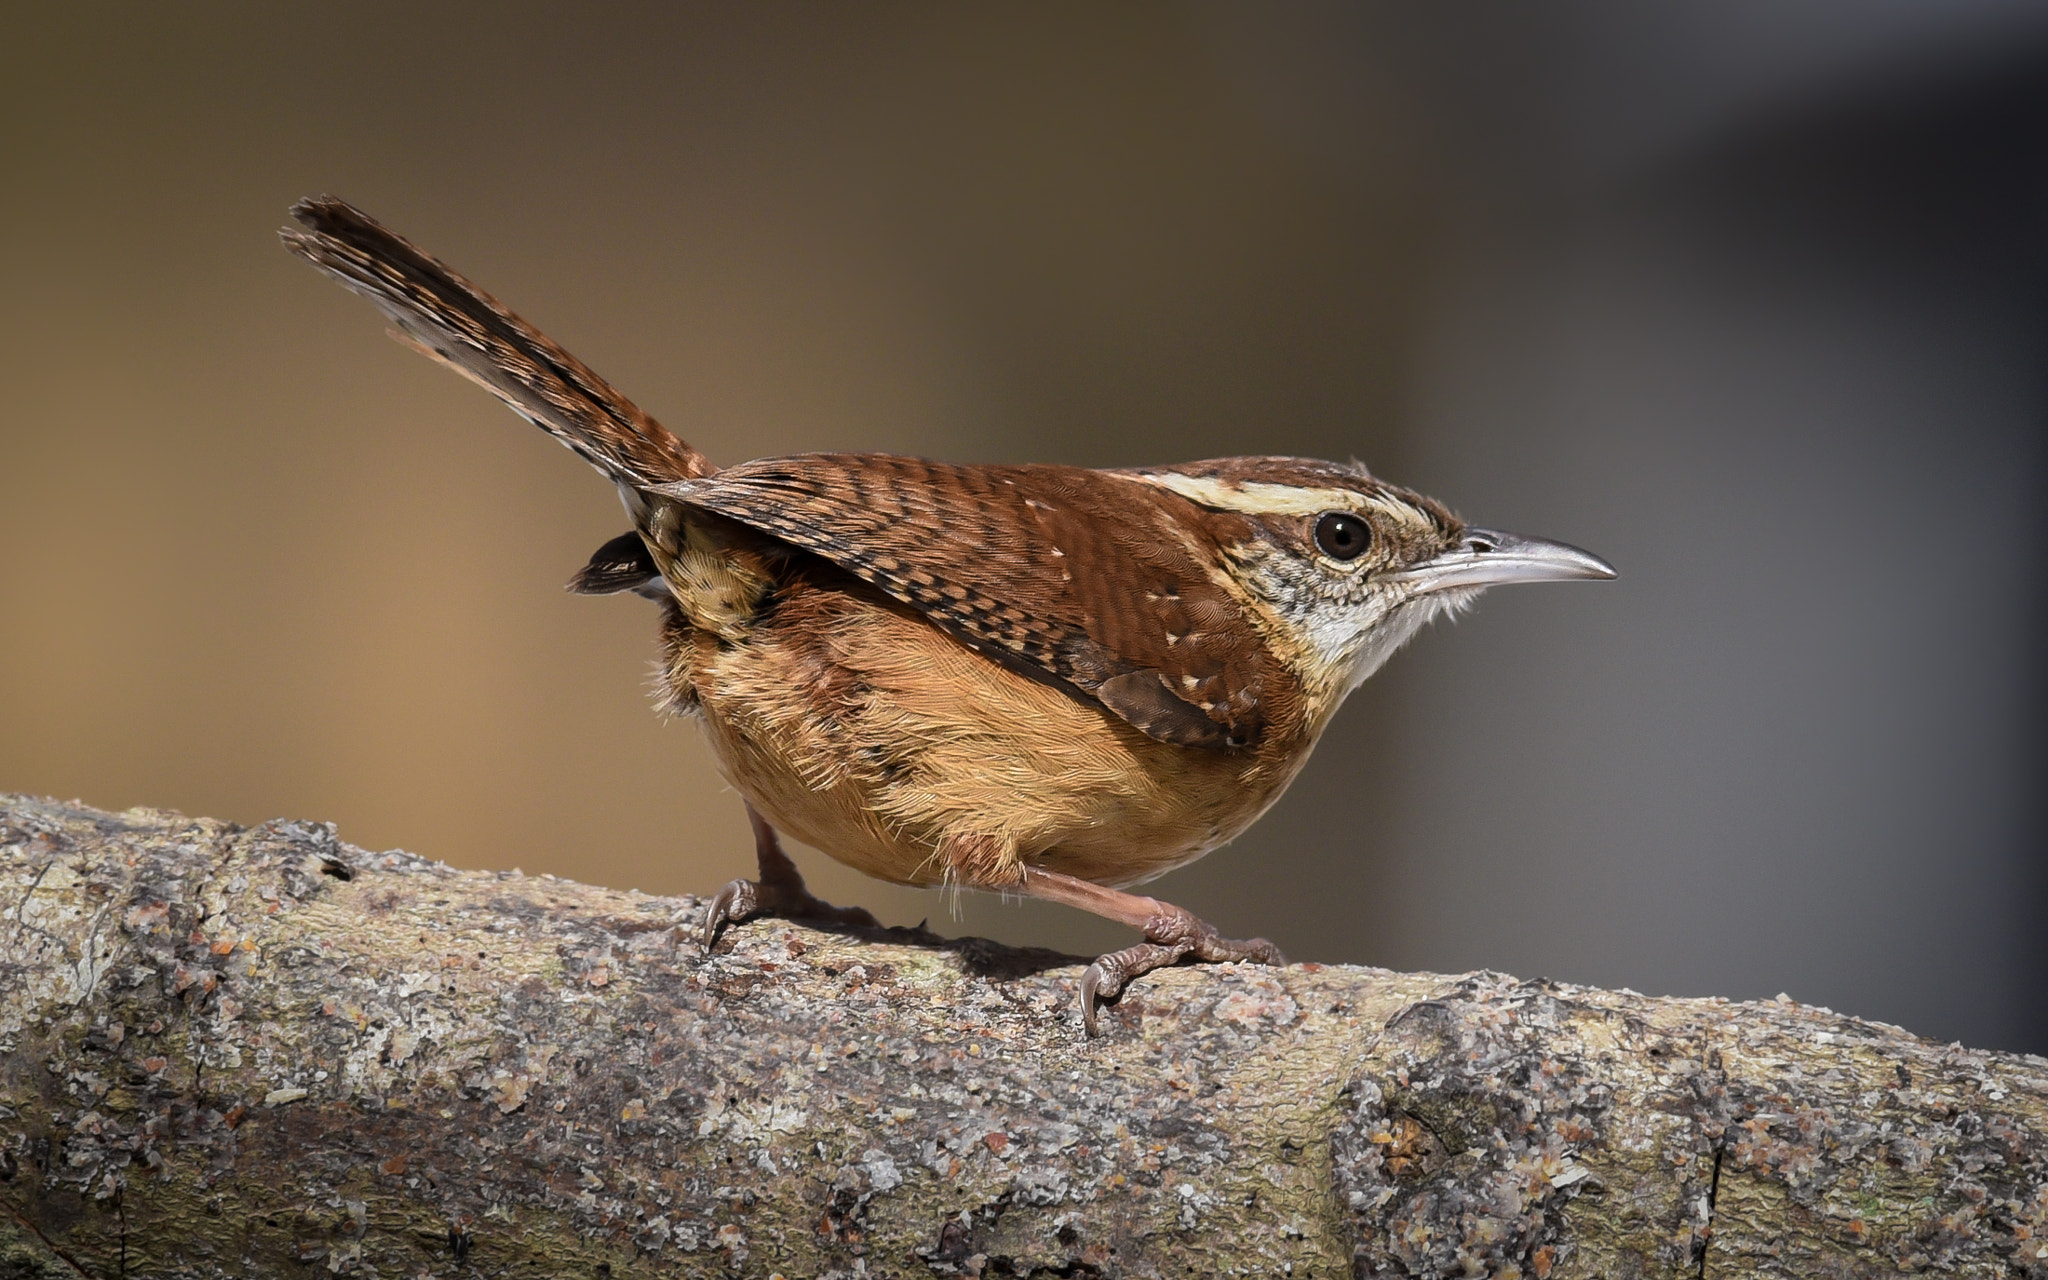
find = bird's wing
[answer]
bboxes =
[654,455,1287,749]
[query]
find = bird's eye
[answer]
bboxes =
[1313,511,1372,561]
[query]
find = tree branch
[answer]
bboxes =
[2,793,2044,1278]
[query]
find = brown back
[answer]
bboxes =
[656,456,1297,749]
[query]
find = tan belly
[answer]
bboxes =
[668,588,1303,891]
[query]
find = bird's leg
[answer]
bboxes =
[702,804,880,948]
[1018,867,1284,1035]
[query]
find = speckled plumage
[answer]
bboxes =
[284,196,1613,1031]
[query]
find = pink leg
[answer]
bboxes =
[1019,867,1284,1035]
[702,805,880,948]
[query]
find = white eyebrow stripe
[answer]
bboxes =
[1124,471,1425,525]
[1124,472,1355,515]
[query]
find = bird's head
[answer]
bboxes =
[1126,457,1616,726]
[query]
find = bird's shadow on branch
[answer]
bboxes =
[757,916,1083,982]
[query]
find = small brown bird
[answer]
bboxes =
[283,197,1614,1032]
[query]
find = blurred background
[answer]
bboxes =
[4,4,2044,1052]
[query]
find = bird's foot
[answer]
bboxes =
[702,805,880,950]
[701,873,880,949]
[1078,915,1284,1036]
[1012,866,1284,1034]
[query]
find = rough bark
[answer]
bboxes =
[1,794,2044,1279]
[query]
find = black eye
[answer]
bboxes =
[1313,511,1372,561]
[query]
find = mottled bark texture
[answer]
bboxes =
[2,795,2045,1279]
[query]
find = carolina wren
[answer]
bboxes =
[283,197,1615,1033]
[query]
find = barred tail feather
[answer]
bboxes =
[282,196,710,487]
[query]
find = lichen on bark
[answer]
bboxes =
[3,794,2045,1278]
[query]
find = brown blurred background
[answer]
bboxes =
[4,4,2044,1050]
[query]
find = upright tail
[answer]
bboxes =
[282,196,710,487]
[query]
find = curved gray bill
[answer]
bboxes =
[1388,527,1617,594]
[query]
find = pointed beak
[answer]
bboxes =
[1386,528,1617,594]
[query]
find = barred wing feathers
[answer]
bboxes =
[656,456,1282,749]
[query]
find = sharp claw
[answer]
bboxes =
[1077,932,1286,1033]
[702,878,756,951]
[701,873,876,952]
[1079,963,1107,1036]
[1076,942,1176,1035]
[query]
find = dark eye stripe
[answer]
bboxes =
[1314,511,1371,560]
